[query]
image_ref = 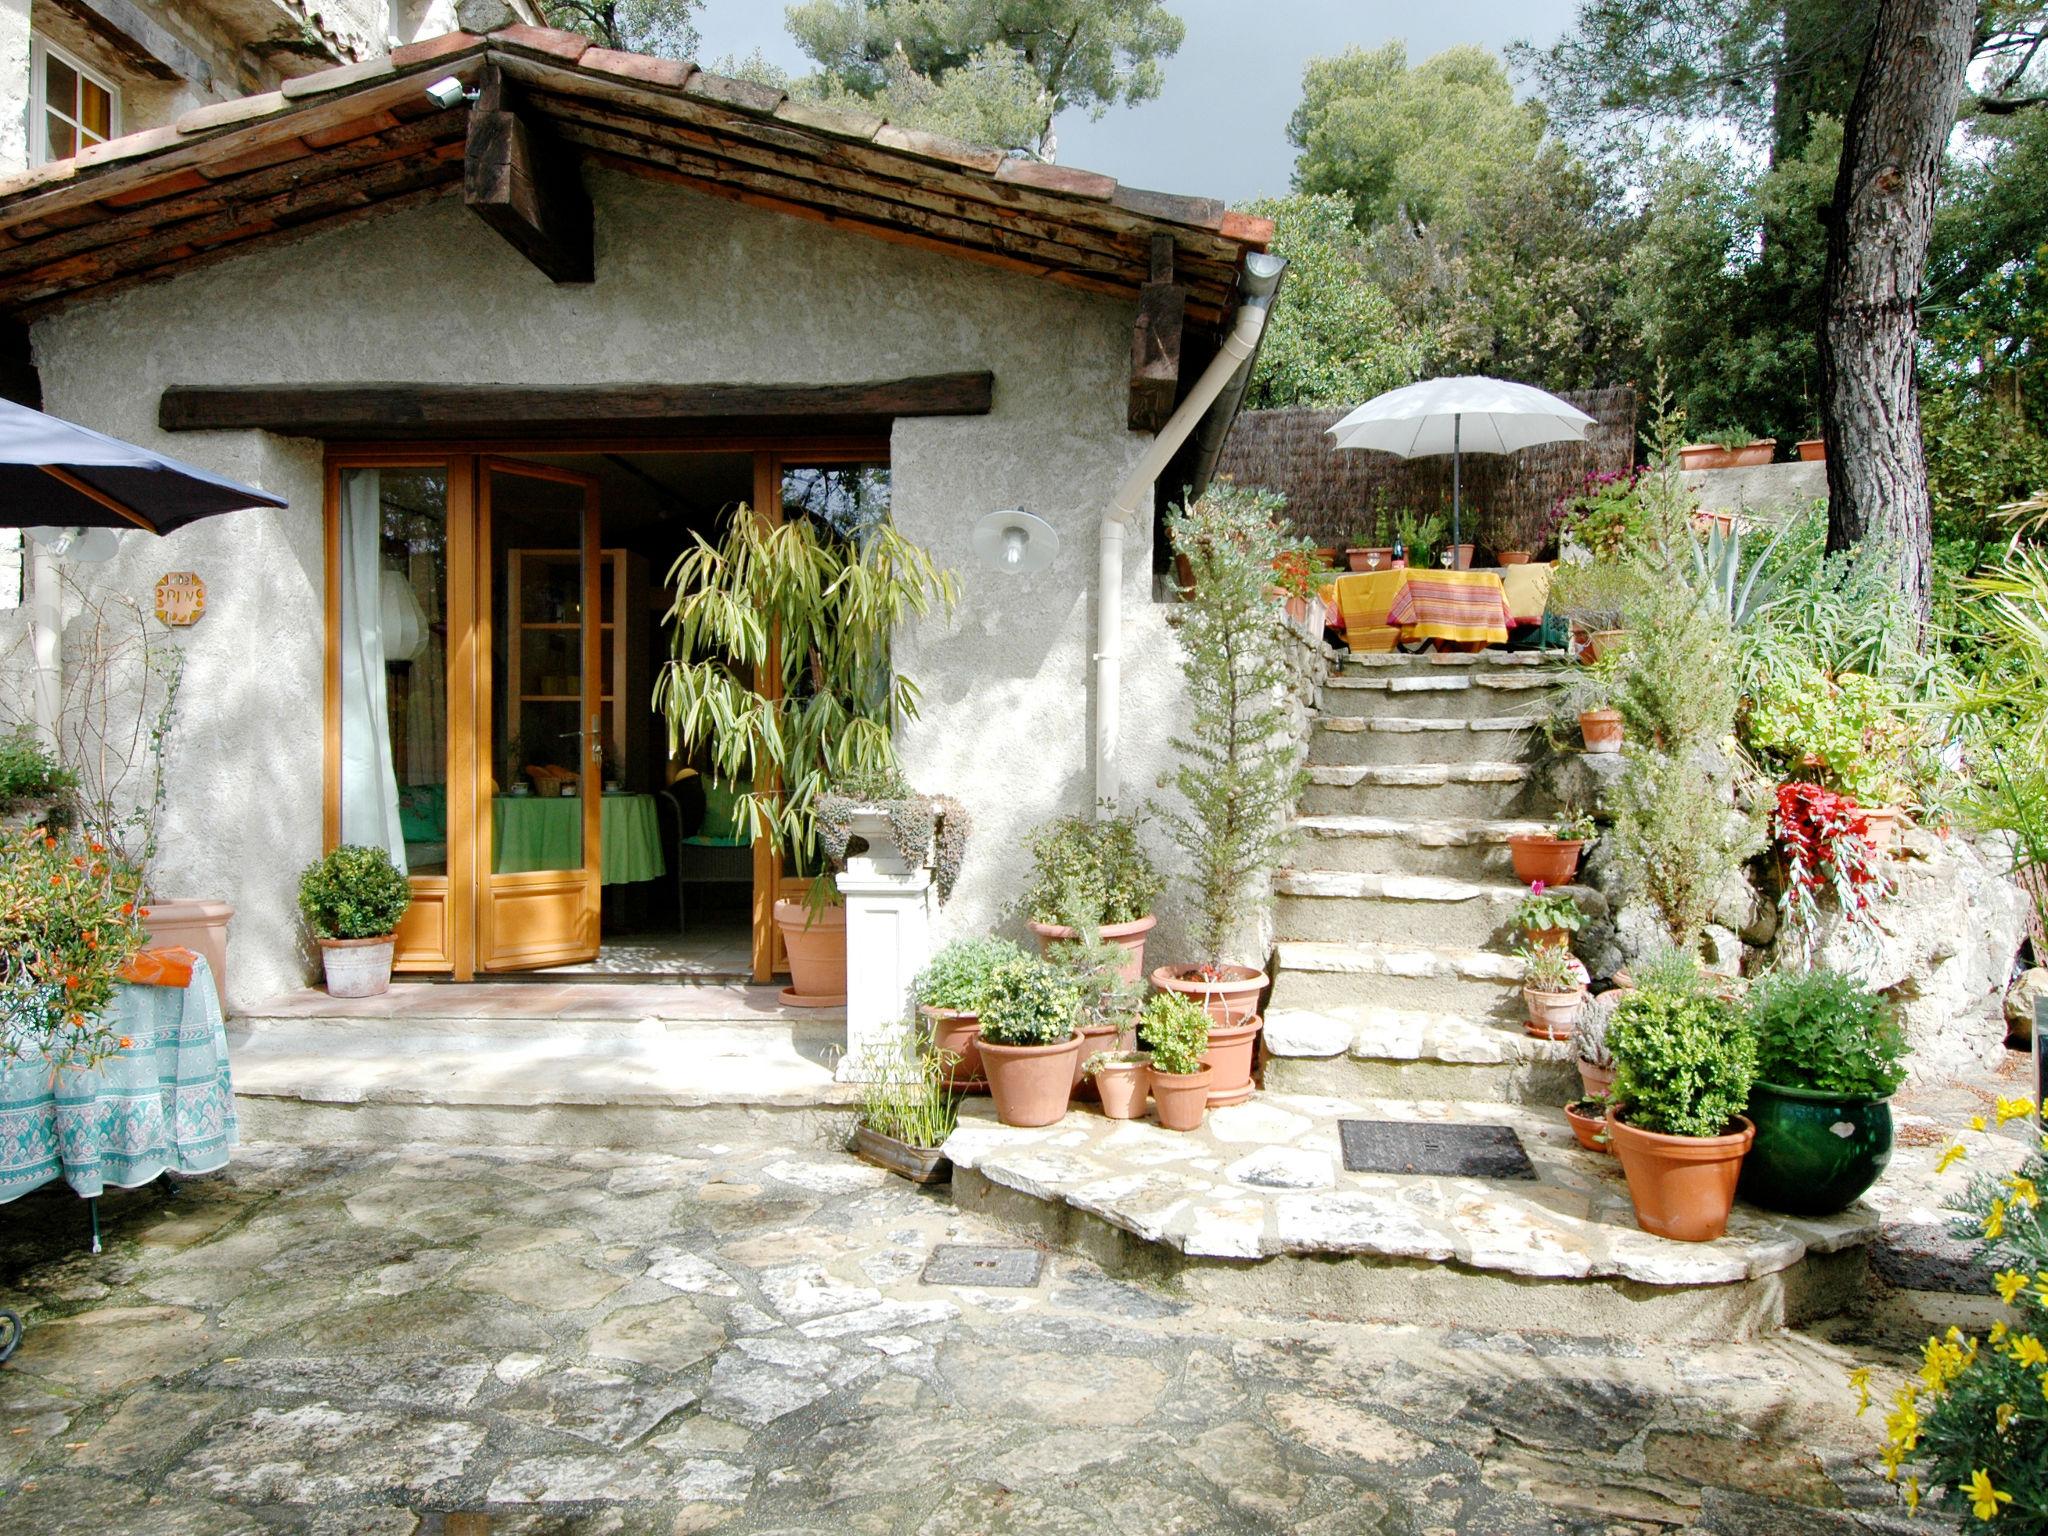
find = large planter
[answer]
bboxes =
[979,1034,1082,1127]
[1578,709,1623,755]
[1152,1060,1214,1132]
[1508,835,1583,887]
[1679,441,1774,470]
[142,898,234,1010]
[318,934,395,999]
[1738,1082,1893,1216]
[773,899,847,1008]
[1028,914,1157,984]
[1522,987,1584,1040]
[1091,1055,1152,1120]
[1496,551,1533,566]
[1606,1110,1755,1242]
[1150,963,1265,1028]
[850,1124,950,1184]
[920,1005,986,1092]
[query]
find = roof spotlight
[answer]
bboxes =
[425,76,477,111]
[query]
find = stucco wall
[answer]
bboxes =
[0,0,29,174]
[20,167,1198,1005]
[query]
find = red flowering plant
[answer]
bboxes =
[1269,539,1334,603]
[1774,782,1889,961]
[0,826,147,1067]
[1549,468,1649,560]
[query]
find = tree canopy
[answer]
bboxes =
[539,0,701,59]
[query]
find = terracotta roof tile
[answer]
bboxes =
[281,55,398,101]
[176,92,287,137]
[580,47,694,91]
[389,31,486,70]
[487,25,593,63]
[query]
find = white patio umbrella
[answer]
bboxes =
[1327,377,1596,561]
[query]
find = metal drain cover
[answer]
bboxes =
[1339,1119,1537,1181]
[920,1243,1045,1288]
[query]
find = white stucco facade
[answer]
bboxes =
[12,167,1199,1007]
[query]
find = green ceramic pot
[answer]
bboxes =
[1738,1081,1894,1216]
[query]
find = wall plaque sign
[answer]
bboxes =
[155,572,206,626]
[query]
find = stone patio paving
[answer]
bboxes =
[0,1127,1970,1534]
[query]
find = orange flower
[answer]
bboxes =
[119,902,134,916]
[116,1036,132,1050]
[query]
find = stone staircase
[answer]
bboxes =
[1264,649,1597,1106]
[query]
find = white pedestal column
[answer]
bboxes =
[834,810,935,1083]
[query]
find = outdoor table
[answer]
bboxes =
[492,791,667,884]
[0,952,238,1246]
[1320,569,1515,650]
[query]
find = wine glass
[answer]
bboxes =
[1439,549,1454,570]
[1365,549,1381,573]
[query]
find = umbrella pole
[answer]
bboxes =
[1451,415,1462,565]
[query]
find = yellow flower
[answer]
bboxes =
[1994,1322,2012,1344]
[1963,1468,2012,1520]
[1938,1143,1969,1173]
[2007,1174,2041,1209]
[2014,1334,2047,1369]
[1998,1271,2030,1305]
[1986,1199,2008,1240]
[1905,1478,1920,1512]
[1996,1096,2035,1125]
[1999,1402,2019,1433]
[1850,1366,1871,1414]
[1971,1115,1989,1133]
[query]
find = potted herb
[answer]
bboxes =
[1604,983,1758,1242]
[913,936,1027,1090]
[0,728,77,833]
[1510,882,1583,950]
[1545,560,1643,663]
[976,955,1082,1127]
[1139,991,1212,1132]
[1518,943,1588,1040]
[1737,968,1908,1215]
[1564,1095,1610,1154]
[298,845,413,998]
[1573,994,1617,1098]
[657,503,956,1006]
[1509,810,1593,887]
[1152,483,1306,1105]
[1022,812,1163,982]
[1392,507,1447,569]
[850,1036,960,1183]
[1084,1048,1152,1120]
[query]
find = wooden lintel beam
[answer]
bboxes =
[464,62,592,283]
[157,372,996,438]
[1129,234,1185,433]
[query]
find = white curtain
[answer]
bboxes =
[338,469,408,874]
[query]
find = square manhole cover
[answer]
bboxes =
[1339,1120,1537,1181]
[920,1243,1045,1288]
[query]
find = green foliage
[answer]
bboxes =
[297,845,412,941]
[1631,945,1710,997]
[1545,558,1649,632]
[1518,943,1583,993]
[1574,996,1615,1068]
[1022,812,1162,926]
[1745,967,1909,1098]
[0,827,147,1067]
[913,935,1027,1012]
[1553,469,1650,561]
[1391,507,1447,564]
[855,1034,960,1149]
[1238,194,1422,410]
[1138,990,1209,1076]
[539,0,700,57]
[1608,985,1757,1139]
[1952,547,2048,933]
[976,955,1080,1046]
[1152,482,1308,966]
[1745,666,1917,804]
[0,728,74,810]
[1041,917,1144,1034]
[1511,887,1584,935]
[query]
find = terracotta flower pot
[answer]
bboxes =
[318,934,395,998]
[1606,1110,1755,1243]
[1450,542,1475,570]
[1578,1059,1614,1100]
[1508,835,1583,887]
[1522,925,1571,950]
[1027,914,1158,984]
[920,1004,986,1092]
[1150,963,1265,1028]
[1092,1057,1152,1120]
[1678,444,1726,470]
[1565,1099,1611,1154]
[1522,987,1584,1040]
[1347,547,1394,572]
[1579,628,1627,666]
[1199,1016,1263,1106]
[1072,1019,1129,1098]
[1795,438,1825,462]
[1862,806,1899,853]
[143,897,234,1010]
[1730,440,1775,467]
[1578,708,1623,755]
[773,899,847,1007]
[1152,1060,1214,1132]
[1496,551,1532,566]
[979,1034,1082,1127]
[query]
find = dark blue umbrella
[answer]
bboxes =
[0,396,285,532]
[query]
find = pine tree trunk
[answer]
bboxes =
[1818,0,1973,630]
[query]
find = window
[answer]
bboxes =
[31,39,119,164]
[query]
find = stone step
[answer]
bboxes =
[1300,761,1550,820]
[1272,871,1604,948]
[1261,1003,1578,1105]
[1320,671,1569,720]
[1267,939,1526,1022]
[1309,713,1541,767]
[1336,649,1571,673]
[1289,813,1551,880]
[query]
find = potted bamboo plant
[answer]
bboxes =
[1022,812,1163,982]
[657,507,956,1005]
[298,845,413,998]
[1152,482,1307,1106]
[849,1036,960,1183]
[1139,991,1212,1132]
[976,954,1083,1127]
[1737,968,1907,1216]
[913,936,1027,1091]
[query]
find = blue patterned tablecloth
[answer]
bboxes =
[0,956,238,1204]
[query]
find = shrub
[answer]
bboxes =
[913,936,1027,1013]
[1607,985,1756,1138]
[1746,967,1908,1099]
[1550,468,1650,560]
[1546,557,1649,630]
[1023,813,1162,926]
[976,956,1079,1047]
[298,845,413,940]
[0,827,147,1067]
[0,728,75,810]
[1040,919,1144,1035]
[1138,991,1210,1077]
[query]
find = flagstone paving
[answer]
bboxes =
[0,1133,1964,1534]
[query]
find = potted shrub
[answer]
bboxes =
[1392,507,1447,570]
[1084,1049,1152,1120]
[658,503,956,1006]
[298,845,413,998]
[1509,810,1593,887]
[1679,431,1774,470]
[976,955,1083,1127]
[913,936,1026,1090]
[850,1036,960,1183]
[1510,881,1583,950]
[1152,482,1306,1106]
[1545,560,1643,664]
[1022,812,1163,982]
[1737,968,1908,1215]
[1519,943,1588,1040]
[1139,991,1212,1132]
[0,827,147,1068]
[1604,983,1758,1242]
[1564,1096,1610,1154]
[1573,994,1617,1098]
[1039,916,1145,1098]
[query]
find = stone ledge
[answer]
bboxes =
[1292,814,1553,845]
[1263,1005,1573,1066]
[1308,762,1532,788]
[1274,940,1526,983]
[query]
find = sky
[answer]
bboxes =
[693,0,1586,206]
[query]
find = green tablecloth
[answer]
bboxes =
[493,793,667,884]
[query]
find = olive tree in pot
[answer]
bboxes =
[1737,968,1908,1216]
[1022,812,1163,982]
[1139,991,1212,1132]
[912,936,1026,1091]
[1151,482,1306,1106]
[298,846,413,998]
[655,504,956,1005]
[976,954,1083,1127]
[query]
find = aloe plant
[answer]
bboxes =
[1687,516,1791,630]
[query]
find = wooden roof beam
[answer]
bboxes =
[1129,234,1185,433]
[464,63,592,284]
